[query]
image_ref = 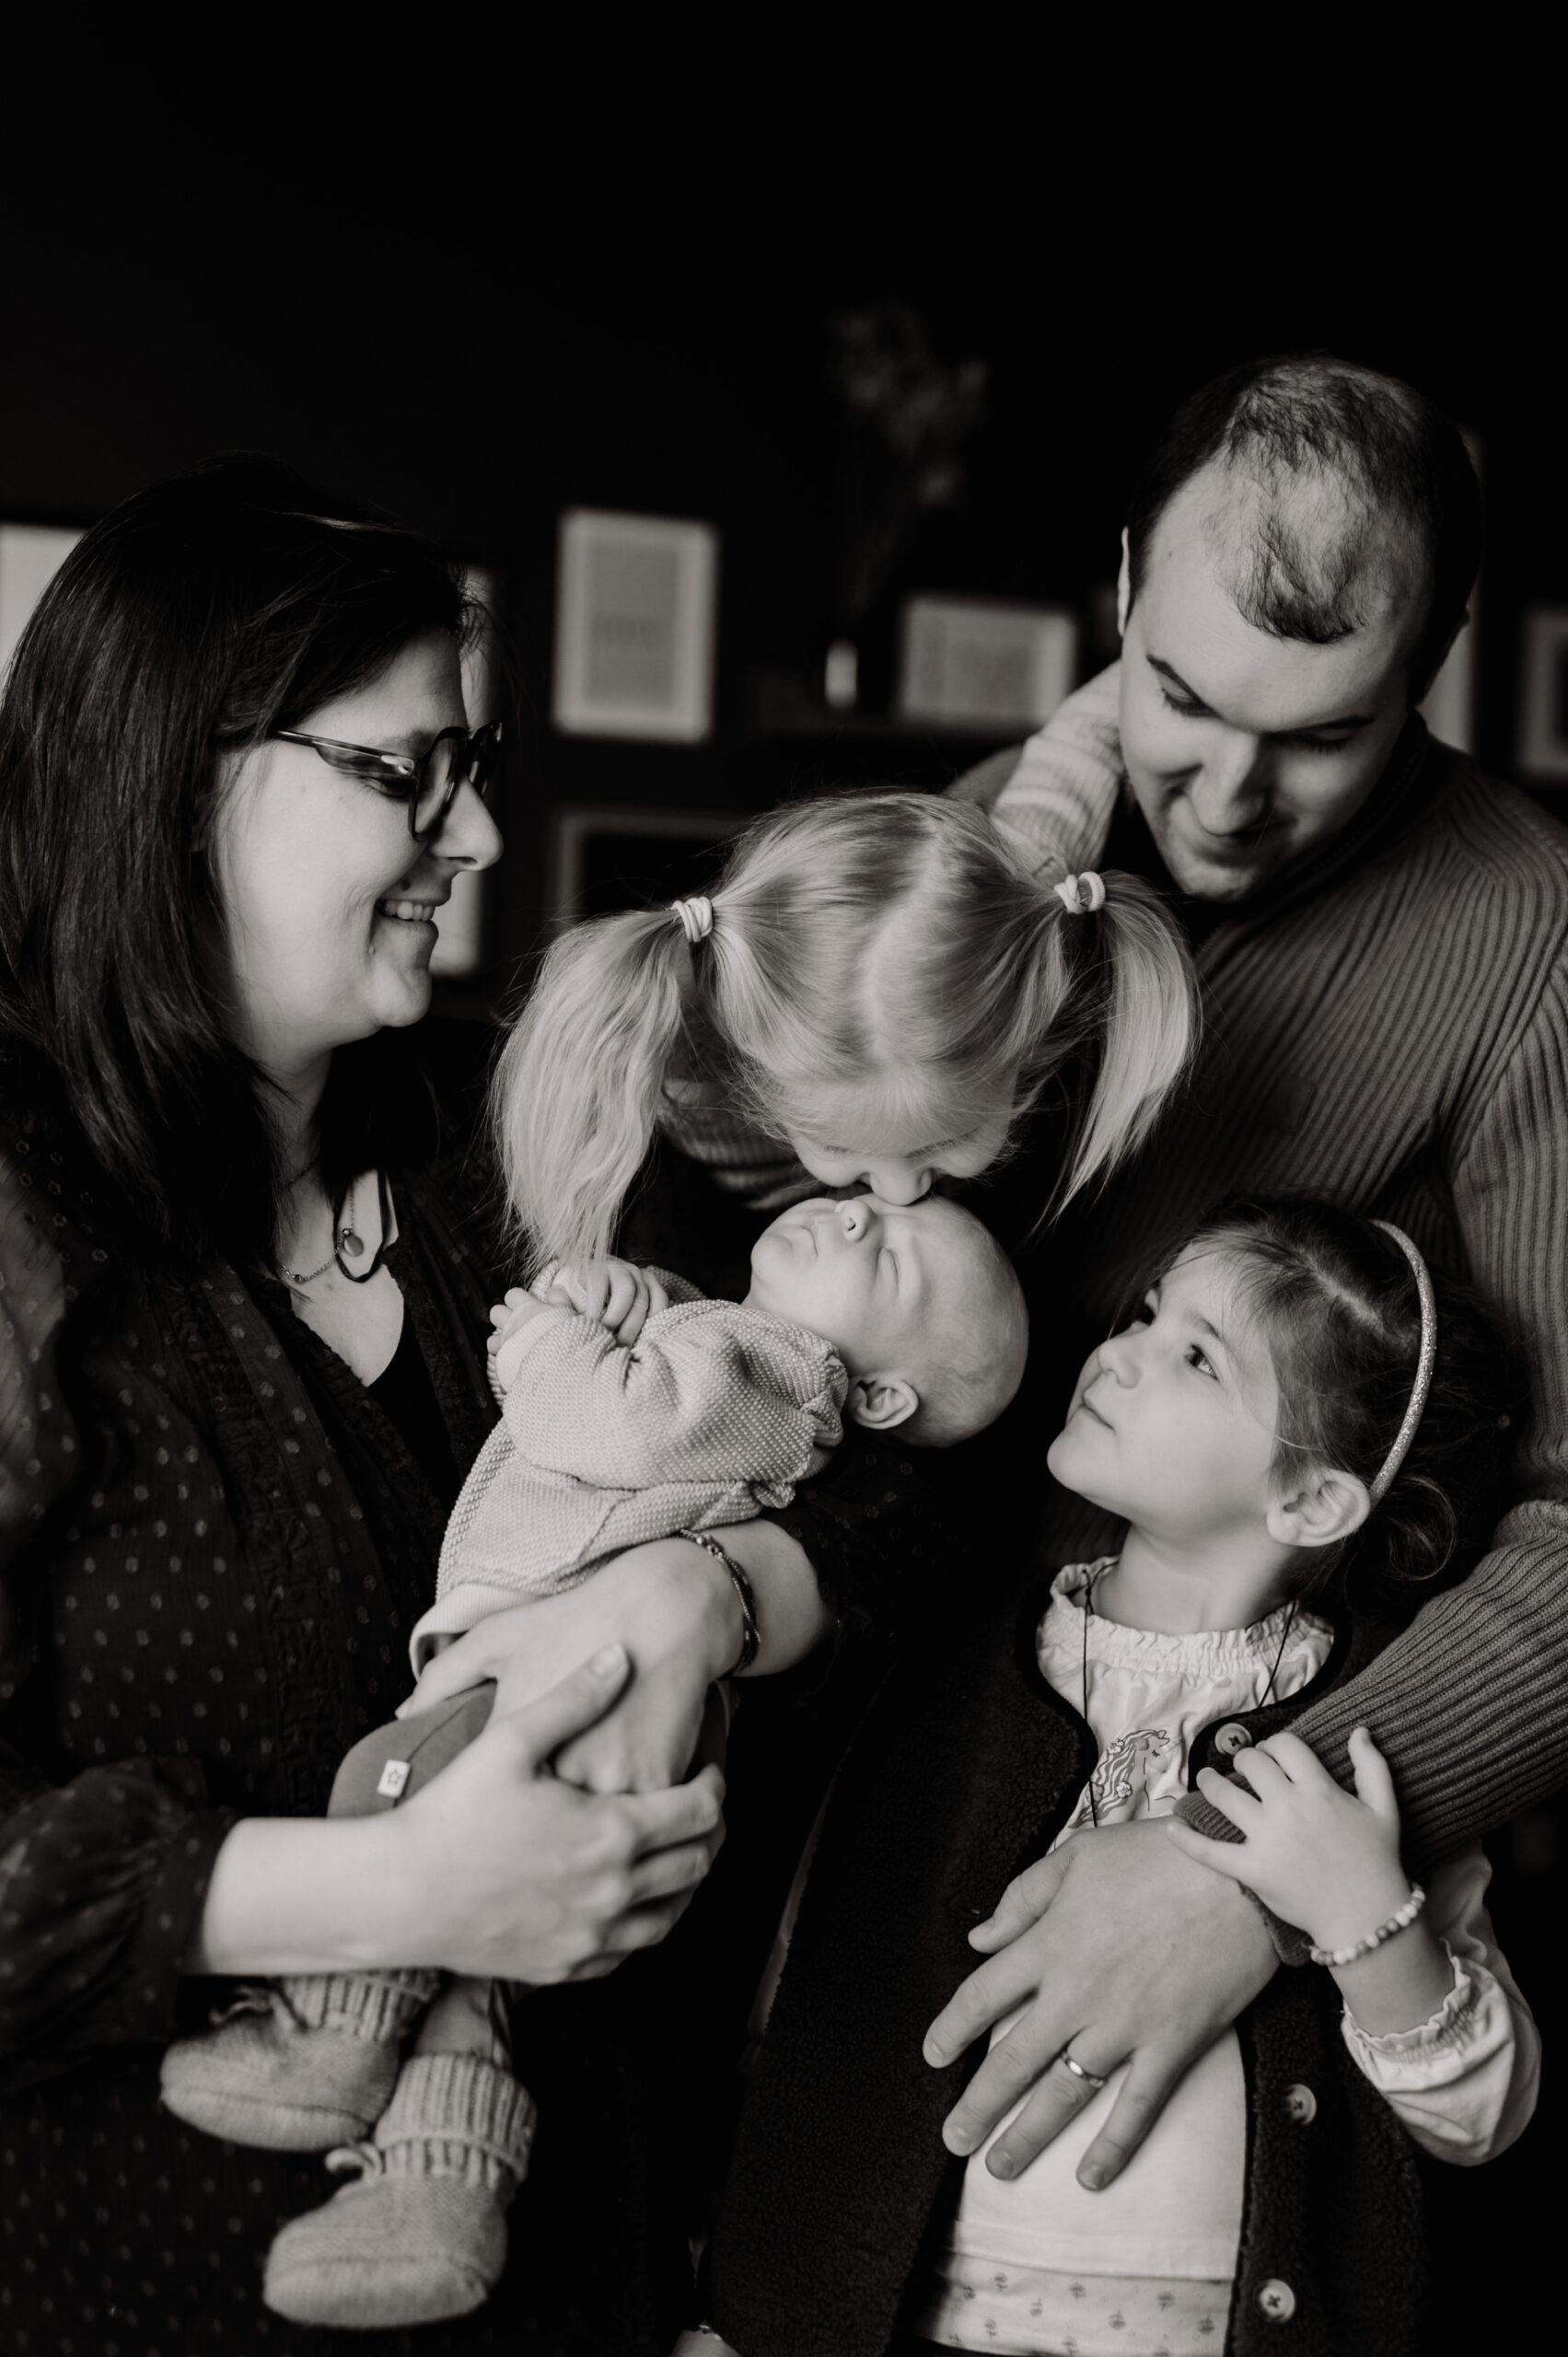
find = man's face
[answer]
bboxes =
[1117,468,1426,902]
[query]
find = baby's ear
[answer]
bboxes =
[845,1374,920,1433]
[1267,1466,1371,1552]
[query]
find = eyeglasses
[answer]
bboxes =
[274,720,504,843]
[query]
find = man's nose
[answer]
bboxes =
[1188,736,1272,836]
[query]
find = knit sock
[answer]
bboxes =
[159,1968,441,2151]
[262,2051,537,2329]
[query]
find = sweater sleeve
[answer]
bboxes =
[0,1162,234,2082]
[498,1300,843,1490]
[1179,957,1568,1875]
[1340,1845,1539,2164]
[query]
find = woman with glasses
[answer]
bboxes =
[0,457,819,2354]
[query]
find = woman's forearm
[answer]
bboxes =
[187,1811,410,1977]
[709,1515,838,1674]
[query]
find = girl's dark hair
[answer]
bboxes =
[0,454,478,1266]
[1170,1195,1526,1617]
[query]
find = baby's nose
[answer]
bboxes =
[840,1200,871,1239]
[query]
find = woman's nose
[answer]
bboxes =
[863,1163,930,1206]
[432,778,505,870]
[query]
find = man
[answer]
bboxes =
[703,355,1568,2355]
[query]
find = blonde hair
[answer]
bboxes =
[496,791,1197,1271]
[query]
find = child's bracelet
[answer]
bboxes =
[679,1529,761,1676]
[1308,1883,1425,1968]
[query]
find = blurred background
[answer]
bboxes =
[3,65,1558,2348]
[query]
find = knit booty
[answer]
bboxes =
[159,1968,442,2150]
[262,2049,537,2328]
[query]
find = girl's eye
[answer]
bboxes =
[1159,689,1204,723]
[1184,1344,1218,1379]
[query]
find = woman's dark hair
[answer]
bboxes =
[1167,1195,1526,1618]
[1123,354,1482,702]
[0,454,480,1266]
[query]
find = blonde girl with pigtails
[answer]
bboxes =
[496,789,1198,1279]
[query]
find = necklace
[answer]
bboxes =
[1078,1563,1299,1829]
[285,1174,377,1288]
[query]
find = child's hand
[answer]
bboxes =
[542,1257,670,1346]
[1165,1726,1412,1955]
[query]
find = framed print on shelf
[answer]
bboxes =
[1517,609,1568,784]
[552,510,719,743]
[0,522,83,676]
[548,804,749,929]
[897,595,1078,735]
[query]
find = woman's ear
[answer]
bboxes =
[845,1374,920,1433]
[1266,1467,1371,1552]
[1116,531,1132,640]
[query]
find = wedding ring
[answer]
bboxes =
[1056,2049,1109,2091]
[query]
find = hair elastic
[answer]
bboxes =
[670,895,714,945]
[1367,1222,1438,1504]
[1054,872,1107,914]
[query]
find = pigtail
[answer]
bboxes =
[1058,872,1198,1202]
[493,906,696,1274]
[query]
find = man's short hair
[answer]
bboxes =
[1124,354,1481,699]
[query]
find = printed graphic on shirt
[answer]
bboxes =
[1063,1725,1173,1831]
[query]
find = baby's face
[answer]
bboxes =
[747,1192,977,1377]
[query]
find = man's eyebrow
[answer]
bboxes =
[1147,655,1375,734]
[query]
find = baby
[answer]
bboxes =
[161,1190,1028,2330]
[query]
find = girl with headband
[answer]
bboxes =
[697,1197,1539,2357]
[494,790,1195,1275]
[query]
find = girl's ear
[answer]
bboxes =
[845,1374,920,1433]
[1266,1467,1372,1552]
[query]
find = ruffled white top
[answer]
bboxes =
[918,1563,1540,2356]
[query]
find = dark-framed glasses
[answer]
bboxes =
[275,719,504,843]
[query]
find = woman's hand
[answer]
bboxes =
[385,1645,725,1980]
[192,1647,725,1983]
[402,1539,742,1794]
[1167,1725,1411,1955]
[922,1817,1277,2189]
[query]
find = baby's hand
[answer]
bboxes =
[544,1257,670,1347]
[487,1286,554,1359]
[1166,1726,1412,1954]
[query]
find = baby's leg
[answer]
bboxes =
[160,1692,494,2150]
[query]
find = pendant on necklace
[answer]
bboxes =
[339,1228,366,1259]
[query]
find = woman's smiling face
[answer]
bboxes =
[214,628,502,1086]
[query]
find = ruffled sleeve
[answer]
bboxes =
[0,1149,235,2083]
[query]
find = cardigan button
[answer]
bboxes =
[1259,2279,1297,2322]
[1214,1722,1253,1758]
[1283,2082,1318,2125]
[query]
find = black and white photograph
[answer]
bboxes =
[1,54,1561,2357]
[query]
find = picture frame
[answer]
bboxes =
[1516,609,1568,784]
[897,595,1078,735]
[552,509,719,742]
[548,804,749,929]
[0,522,83,677]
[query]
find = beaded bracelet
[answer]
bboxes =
[679,1528,761,1677]
[1308,1882,1426,1968]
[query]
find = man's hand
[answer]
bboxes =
[922,1817,1277,2188]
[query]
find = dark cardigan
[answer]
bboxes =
[706,1569,1431,2357]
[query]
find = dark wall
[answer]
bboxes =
[8,133,1565,995]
